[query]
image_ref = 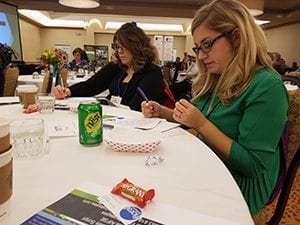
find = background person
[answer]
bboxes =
[141,0,288,220]
[52,22,165,111]
[68,47,89,71]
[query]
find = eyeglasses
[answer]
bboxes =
[192,33,227,55]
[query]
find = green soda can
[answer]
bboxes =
[78,101,102,146]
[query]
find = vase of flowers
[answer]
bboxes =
[42,48,68,77]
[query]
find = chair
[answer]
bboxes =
[2,65,19,96]
[264,88,300,225]
[161,79,175,109]
[41,71,53,94]
[60,68,68,87]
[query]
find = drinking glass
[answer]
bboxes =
[10,118,45,158]
[37,94,55,113]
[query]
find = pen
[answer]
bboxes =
[60,77,64,89]
[137,87,149,101]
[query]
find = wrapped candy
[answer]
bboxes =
[111,178,155,208]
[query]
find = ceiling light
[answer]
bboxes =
[59,0,100,9]
[239,0,264,16]
[255,19,270,25]
[105,22,183,32]
[87,19,102,29]
[18,9,86,28]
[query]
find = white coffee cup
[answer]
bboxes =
[0,118,11,154]
[0,146,12,220]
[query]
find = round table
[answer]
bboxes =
[0,98,254,225]
[18,75,86,92]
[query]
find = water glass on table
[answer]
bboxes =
[37,93,55,113]
[10,118,45,158]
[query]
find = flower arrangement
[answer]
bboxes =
[42,48,68,69]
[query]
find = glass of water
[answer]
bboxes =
[10,118,45,158]
[37,94,55,113]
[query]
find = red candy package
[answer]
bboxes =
[111,178,155,208]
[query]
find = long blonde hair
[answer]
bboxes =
[191,0,274,103]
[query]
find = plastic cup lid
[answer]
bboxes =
[16,85,38,92]
[0,117,11,127]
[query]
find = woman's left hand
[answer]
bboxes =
[173,99,207,129]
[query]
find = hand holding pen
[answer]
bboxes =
[52,85,70,99]
[141,100,161,118]
[138,86,161,118]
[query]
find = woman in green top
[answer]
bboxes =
[141,0,289,218]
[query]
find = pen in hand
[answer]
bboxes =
[137,87,149,101]
[138,87,154,110]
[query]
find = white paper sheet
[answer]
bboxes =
[0,96,20,105]
[103,117,165,130]
[79,182,241,225]
[47,120,78,137]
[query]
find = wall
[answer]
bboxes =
[19,19,42,62]
[265,22,300,66]
[19,19,300,65]
[41,28,87,60]
[94,33,187,61]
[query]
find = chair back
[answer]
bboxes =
[266,88,300,224]
[2,66,19,96]
[285,89,300,165]
[161,79,175,109]
[60,68,68,87]
[41,72,53,94]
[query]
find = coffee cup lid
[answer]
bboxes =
[16,85,38,92]
[0,117,11,127]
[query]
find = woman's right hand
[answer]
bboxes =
[52,85,70,99]
[141,100,161,118]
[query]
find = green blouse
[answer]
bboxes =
[194,68,289,214]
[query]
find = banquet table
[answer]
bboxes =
[18,75,86,92]
[0,98,254,225]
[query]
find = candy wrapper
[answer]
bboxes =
[145,155,164,167]
[111,178,155,208]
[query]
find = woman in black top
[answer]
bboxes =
[52,22,165,111]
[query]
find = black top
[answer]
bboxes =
[69,62,165,111]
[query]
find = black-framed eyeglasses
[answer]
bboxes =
[192,33,227,55]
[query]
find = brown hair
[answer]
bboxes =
[113,22,159,71]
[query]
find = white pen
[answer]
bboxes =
[60,77,64,88]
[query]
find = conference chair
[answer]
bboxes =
[264,88,300,225]
[41,71,52,94]
[2,65,19,96]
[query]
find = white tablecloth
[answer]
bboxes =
[0,98,254,225]
[18,75,86,92]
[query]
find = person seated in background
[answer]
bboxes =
[68,47,90,72]
[287,61,299,72]
[185,56,198,79]
[35,55,48,73]
[272,52,289,75]
[141,0,288,221]
[172,56,182,83]
[52,22,166,112]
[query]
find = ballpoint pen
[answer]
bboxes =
[137,87,149,101]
